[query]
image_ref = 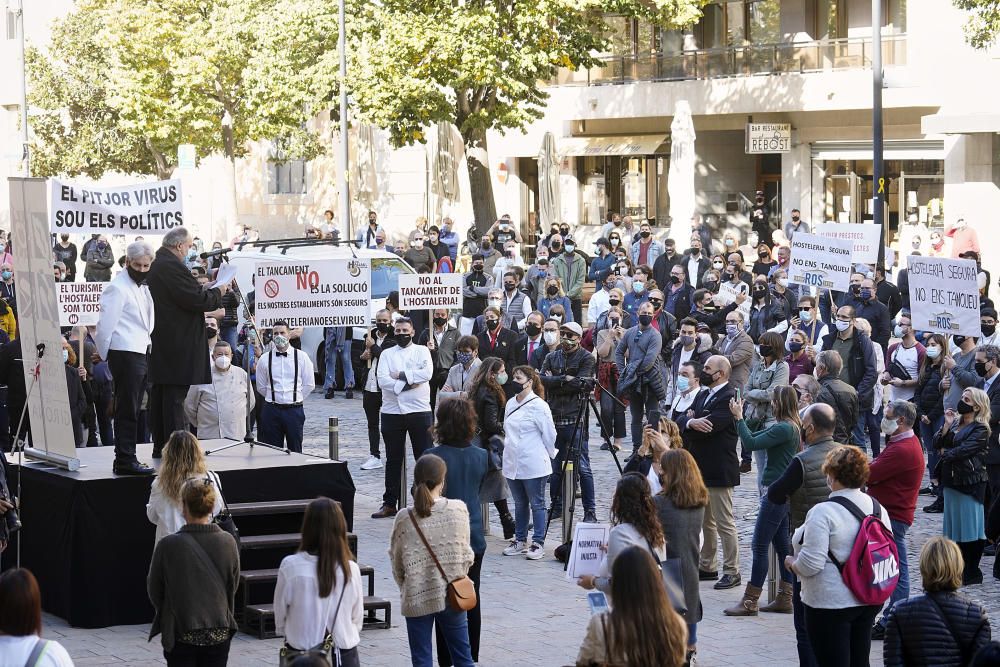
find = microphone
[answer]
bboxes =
[200,247,231,260]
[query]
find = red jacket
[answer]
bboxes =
[868,431,924,525]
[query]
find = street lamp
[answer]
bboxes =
[7,0,28,176]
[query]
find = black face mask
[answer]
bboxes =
[640,231,651,239]
[758,252,769,259]
[486,319,500,331]
[127,266,147,284]
[481,241,492,251]
[433,317,447,327]
[957,401,975,415]
[703,280,718,292]
[953,335,967,347]
[376,322,391,335]
[546,286,558,296]
[670,275,681,285]
[982,324,996,337]
[525,323,541,337]
[758,345,774,358]
[396,333,412,347]
[690,248,701,256]
[609,298,621,307]
[206,326,218,338]
[649,300,663,310]
[560,228,570,236]
[60,235,69,242]
[975,361,990,378]
[638,314,653,327]
[472,264,484,273]
[551,243,562,252]
[753,285,768,296]
[504,282,516,292]
[699,370,716,386]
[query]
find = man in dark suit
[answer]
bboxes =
[676,354,741,590]
[513,311,545,366]
[145,227,226,457]
[976,344,1000,537]
[680,237,711,289]
[476,306,518,395]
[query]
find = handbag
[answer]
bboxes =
[207,472,240,549]
[888,350,912,381]
[407,508,477,612]
[278,575,347,667]
[648,540,688,615]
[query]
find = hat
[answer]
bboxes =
[560,322,583,337]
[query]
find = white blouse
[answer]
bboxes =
[146,470,225,544]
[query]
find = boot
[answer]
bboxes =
[759,581,793,613]
[495,499,515,540]
[961,540,985,586]
[723,583,762,616]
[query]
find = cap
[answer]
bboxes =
[560,322,583,337]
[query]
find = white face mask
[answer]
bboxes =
[488,299,502,308]
[926,345,941,359]
[880,417,898,435]
[215,355,232,370]
[835,320,851,332]
[543,331,559,346]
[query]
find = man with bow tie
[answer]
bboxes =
[255,320,315,453]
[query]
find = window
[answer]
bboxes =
[370,257,412,299]
[6,8,18,41]
[267,140,307,195]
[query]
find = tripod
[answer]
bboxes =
[9,344,43,568]
[203,254,289,457]
[544,379,624,550]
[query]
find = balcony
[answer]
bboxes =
[549,34,906,87]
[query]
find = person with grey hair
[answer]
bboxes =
[53,262,67,282]
[145,228,228,459]
[791,373,821,413]
[184,341,254,440]
[83,234,115,282]
[975,343,1000,535]
[867,399,924,639]
[814,349,858,447]
[96,240,157,474]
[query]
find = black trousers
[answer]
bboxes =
[107,351,148,462]
[163,638,231,667]
[429,369,449,415]
[570,297,583,325]
[149,383,190,454]
[435,550,483,666]
[85,379,115,447]
[380,411,432,507]
[363,390,382,457]
[804,604,879,667]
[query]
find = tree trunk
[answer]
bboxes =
[462,125,497,236]
[221,122,240,245]
[144,138,172,180]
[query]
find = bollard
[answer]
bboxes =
[767,545,778,603]
[328,417,340,461]
[400,455,408,509]
[482,503,491,536]
[561,460,575,544]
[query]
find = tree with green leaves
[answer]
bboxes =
[954,0,1000,49]
[349,0,706,231]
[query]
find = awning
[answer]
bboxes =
[921,112,1000,135]
[497,133,667,158]
[810,140,944,161]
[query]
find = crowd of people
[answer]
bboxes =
[0,208,999,666]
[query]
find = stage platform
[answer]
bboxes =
[4,442,356,628]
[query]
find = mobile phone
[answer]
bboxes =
[587,591,609,616]
[647,409,662,427]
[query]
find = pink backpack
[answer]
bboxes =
[824,496,900,606]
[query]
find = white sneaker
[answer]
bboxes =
[360,456,383,471]
[526,542,545,560]
[502,540,528,556]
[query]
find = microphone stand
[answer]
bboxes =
[10,344,43,567]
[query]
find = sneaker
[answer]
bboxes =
[526,542,545,560]
[918,485,936,496]
[503,540,528,556]
[714,573,742,590]
[870,622,886,641]
[360,456,383,470]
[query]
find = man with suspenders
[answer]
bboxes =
[255,320,315,453]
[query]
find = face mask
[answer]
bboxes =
[551,313,563,323]
[610,239,620,248]
[565,244,575,253]
[725,239,735,247]
[60,235,69,242]
[456,351,474,367]
[758,251,769,259]
[206,326,218,338]
[789,342,803,353]
[680,334,695,347]
[640,231,651,239]
[953,335,967,347]
[1,271,11,281]
[273,334,289,350]
[472,264,484,273]
[481,241,492,251]
[519,378,532,392]
[396,333,412,347]
[926,346,941,359]
[127,266,147,284]
[215,355,232,370]
[670,275,681,285]
[62,349,69,363]
[632,282,645,294]
[546,286,558,296]
[982,324,996,337]
[703,280,718,292]
[975,361,990,377]
[649,300,663,310]
[430,235,439,243]
[488,299,502,310]
[777,278,788,288]
[860,288,873,300]
[551,242,562,252]
[543,331,559,346]
[613,219,621,226]
[676,376,690,392]
[699,370,716,386]
[835,320,851,332]
[523,323,540,337]
[726,324,739,337]
[561,339,578,352]
[504,282,516,292]
[880,417,898,435]
[604,282,615,292]
[412,241,424,249]
[792,215,800,222]
[638,314,653,327]
[753,285,767,296]
[799,310,813,323]
[893,324,908,338]
[486,318,500,331]
[759,345,774,358]
[376,322,391,335]
[690,247,701,256]
[433,317,448,327]
[560,228,570,237]
[957,401,974,415]
[496,372,509,385]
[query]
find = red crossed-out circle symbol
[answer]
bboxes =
[264,279,280,298]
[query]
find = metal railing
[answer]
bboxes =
[549,34,906,86]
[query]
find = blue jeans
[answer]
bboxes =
[550,423,595,513]
[851,416,868,452]
[687,622,697,647]
[920,415,944,490]
[221,325,238,352]
[406,608,474,667]
[507,476,547,544]
[750,496,793,587]
[324,330,354,390]
[867,406,884,457]
[878,519,909,627]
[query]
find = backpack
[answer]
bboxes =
[824,496,899,605]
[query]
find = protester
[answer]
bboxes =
[784,209,809,240]
[537,277,573,323]
[882,312,923,403]
[0,568,75,667]
[418,309,459,412]
[274,498,363,667]
[147,478,239,666]
[146,228,226,459]
[814,350,859,447]
[715,310,754,389]
[622,425,670,493]
[937,387,991,585]
[615,301,665,453]
[550,237,585,323]
[622,265,652,318]
[146,431,224,544]
[594,307,627,451]
[83,235,114,282]
[514,310,544,368]
[868,400,925,639]
[322,326,355,400]
[821,305,878,449]
[423,398,489,665]
[854,318,886,455]
[184,341,253,440]
[61,340,87,448]
[741,331,790,480]
[438,335,481,402]
[784,445,891,667]
[255,320,315,453]
[357,310,395,470]
[976,344,1000,519]
[389,454,475,667]
[497,271,530,333]
[916,334,950,509]
[466,358,514,538]
[53,233,79,282]
[372,318,434,519]
[788,295,828,352]
[356,211,383,249]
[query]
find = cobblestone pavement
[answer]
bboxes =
[43,391,1000,666]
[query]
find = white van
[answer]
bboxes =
[225,241,414,379]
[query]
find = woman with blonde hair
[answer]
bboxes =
[655,448,708,665]
[576,546,688,667]
[884,536,992,666]
[936,387,991,584]
[147,430,224,543]
[538,277,574,323]
[915,333,950,505]
[623,418,679,494]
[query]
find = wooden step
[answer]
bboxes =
[239,564,374,586]
[228,499,312,517]
[238,565,376,610]
[239,533,301,550]
[242,597,392,638]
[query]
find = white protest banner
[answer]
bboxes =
[254,258,371,328]
[907,256,981,337]
[49,178,184,235]
[566,522,610,581]
[58,281,107,327]
[788,232,853,293]
[398,273,464,310]
[814,223,882,265]
[716,280,750,322]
